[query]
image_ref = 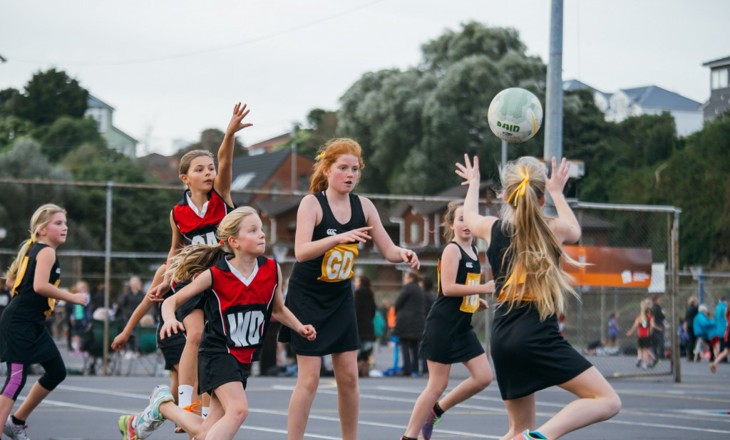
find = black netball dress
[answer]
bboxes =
[172,189,234,319]
[487,220,591,400]
[420,242,485,364]
[278,191,364,356]
[0,243,62,364]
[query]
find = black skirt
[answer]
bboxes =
[278,277,359,356]
[491,303,592,400]
[197,350,250,395]
[420,300,484,364]
[0,308,60,365]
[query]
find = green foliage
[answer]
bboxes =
[287,108,339,158]
[0,115,33,150]
[338,22,546,194]
[33,116,105,162]
[10,69,89,126]
[180,128,245,158]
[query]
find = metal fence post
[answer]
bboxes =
[103,181,113,375]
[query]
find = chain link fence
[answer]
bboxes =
[0,179,686,380]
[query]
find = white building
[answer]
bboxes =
[563,80,703,137]
[84,95,138,157]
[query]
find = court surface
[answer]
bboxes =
[8,354,730,440]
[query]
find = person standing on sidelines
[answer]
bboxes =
[148,102,252,422]
[401,201,495,440]
[279,138,420,440]
[457,155,620,440]
[0,204,89,440]
[119,206,316,440]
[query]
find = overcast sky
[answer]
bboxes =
[1,0,727,156]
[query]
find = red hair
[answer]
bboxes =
[309,138,365,193]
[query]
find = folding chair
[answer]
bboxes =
[82,319,123,375]
[125,324,163,376]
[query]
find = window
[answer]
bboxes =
[231,173,255,190]
[712,68,729,90]
[409,221,420,244]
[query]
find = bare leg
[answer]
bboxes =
[536,367,621,439]
[439,354,492,410]
[202,383,248,440]
[403,360,450,437]
[13,382,51,421]
[0,395,15,428]
[287,355,321,440]
[501,394,536,440]
[331,351,359,440]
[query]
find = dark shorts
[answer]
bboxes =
[160,342,184,371]
[197,351,250,395]
[638,336,652,349]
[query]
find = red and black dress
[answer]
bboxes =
[172,189,234,320]
[197,255,277,394]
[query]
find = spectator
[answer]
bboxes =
[651,295,666,359]
[626,299,657,369]
[354,275,377,377]
[693,304,719,362]
[116,275,145,323]
[607,312,620,348]
[69,281,92,353]
[395,271,426,377]
[685,296,699,361]
[419,276,436,374]
[715,297,727,361]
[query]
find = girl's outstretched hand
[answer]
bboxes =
[337,226,373,244]
[226,102,253,135]
[478,298,490,311]
[160,319,185,340]
[400,248,420,269]
[147,281,169,302]
[545,156,570,195]
[298,324,317,341]
[455,154,480,186]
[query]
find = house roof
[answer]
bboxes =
[230,150,291,204]
[393,181,496,217]
[87,94,113,110]
[256,196,303,217]
[577,212,614,231]
[620,85,701,112]
[563,79,611,101]
[247,133,291,153]
[702,55,730,68]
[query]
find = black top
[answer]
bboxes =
[8,242,60,322]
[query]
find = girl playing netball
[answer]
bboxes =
[0,204,89,440]
[457,155,621,440]
[119,206,316,440]
[280,138,419,440]
[401,201,495,440]
[148,102,251,421]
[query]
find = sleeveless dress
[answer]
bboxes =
[278,192,364,356]
[420,242,485,364]
[487,220,591,400]
[0,243,62,364]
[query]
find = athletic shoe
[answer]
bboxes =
[4,418,30,440]
[174,399,202,433]
[135,385,174,439]
[421,409,441,440]
[118,415,137,440]
[513,429,549,439]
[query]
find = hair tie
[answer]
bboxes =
[28,233,36,244]
[218,239,224,247]
[506,167,531,207]
[315,152,324,161]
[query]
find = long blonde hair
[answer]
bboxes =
[309,138,365,193]
[6,203,67,283]
[498,157,581,320]
[441,200,466,243]
[167,206,259,282]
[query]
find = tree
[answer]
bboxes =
[337,22,546,194]
[34,116,105,162]
[11,68,89,126]
[180,128,245,158]
[287,108,339,158]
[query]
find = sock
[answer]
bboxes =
[401,436,418,440]
[201,406,209,419]
[11,415,25,426]
[528,431,547,439]
[178,384,193,408]
[433,402,445,417]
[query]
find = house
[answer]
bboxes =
[564,80,703,137]
[246,133,292,156]
[137,152,180,184]
[230,149,314,206]
[702,55,730,122]
[84,94,138,157]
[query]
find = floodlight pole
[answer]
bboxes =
[501,139,507,169]
[544,0,564,215]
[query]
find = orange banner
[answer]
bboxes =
[562,245,652,288]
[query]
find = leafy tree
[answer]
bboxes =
[180,128,245,158]
[11,68,88,126]
[288,109,339,158]
[0,115,33,151]
[33,116,105,162]
[337,22,546,194]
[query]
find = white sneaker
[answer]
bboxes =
[135,385,174,439]
[4,417,30,440]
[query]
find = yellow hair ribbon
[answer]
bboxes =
[315,152,324,161]
[506,167,531,206]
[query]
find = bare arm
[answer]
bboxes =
[361,196,419,269]
[159,270,212,339]
[545,157,581,244]
[625,317,639,336]
[293,195,373,262]
[149,213,182,300]
[271,265,316,340]
[440,244,494,297]
[215,102,252,206]
[33,248,87,305]
[455,155,498,242]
